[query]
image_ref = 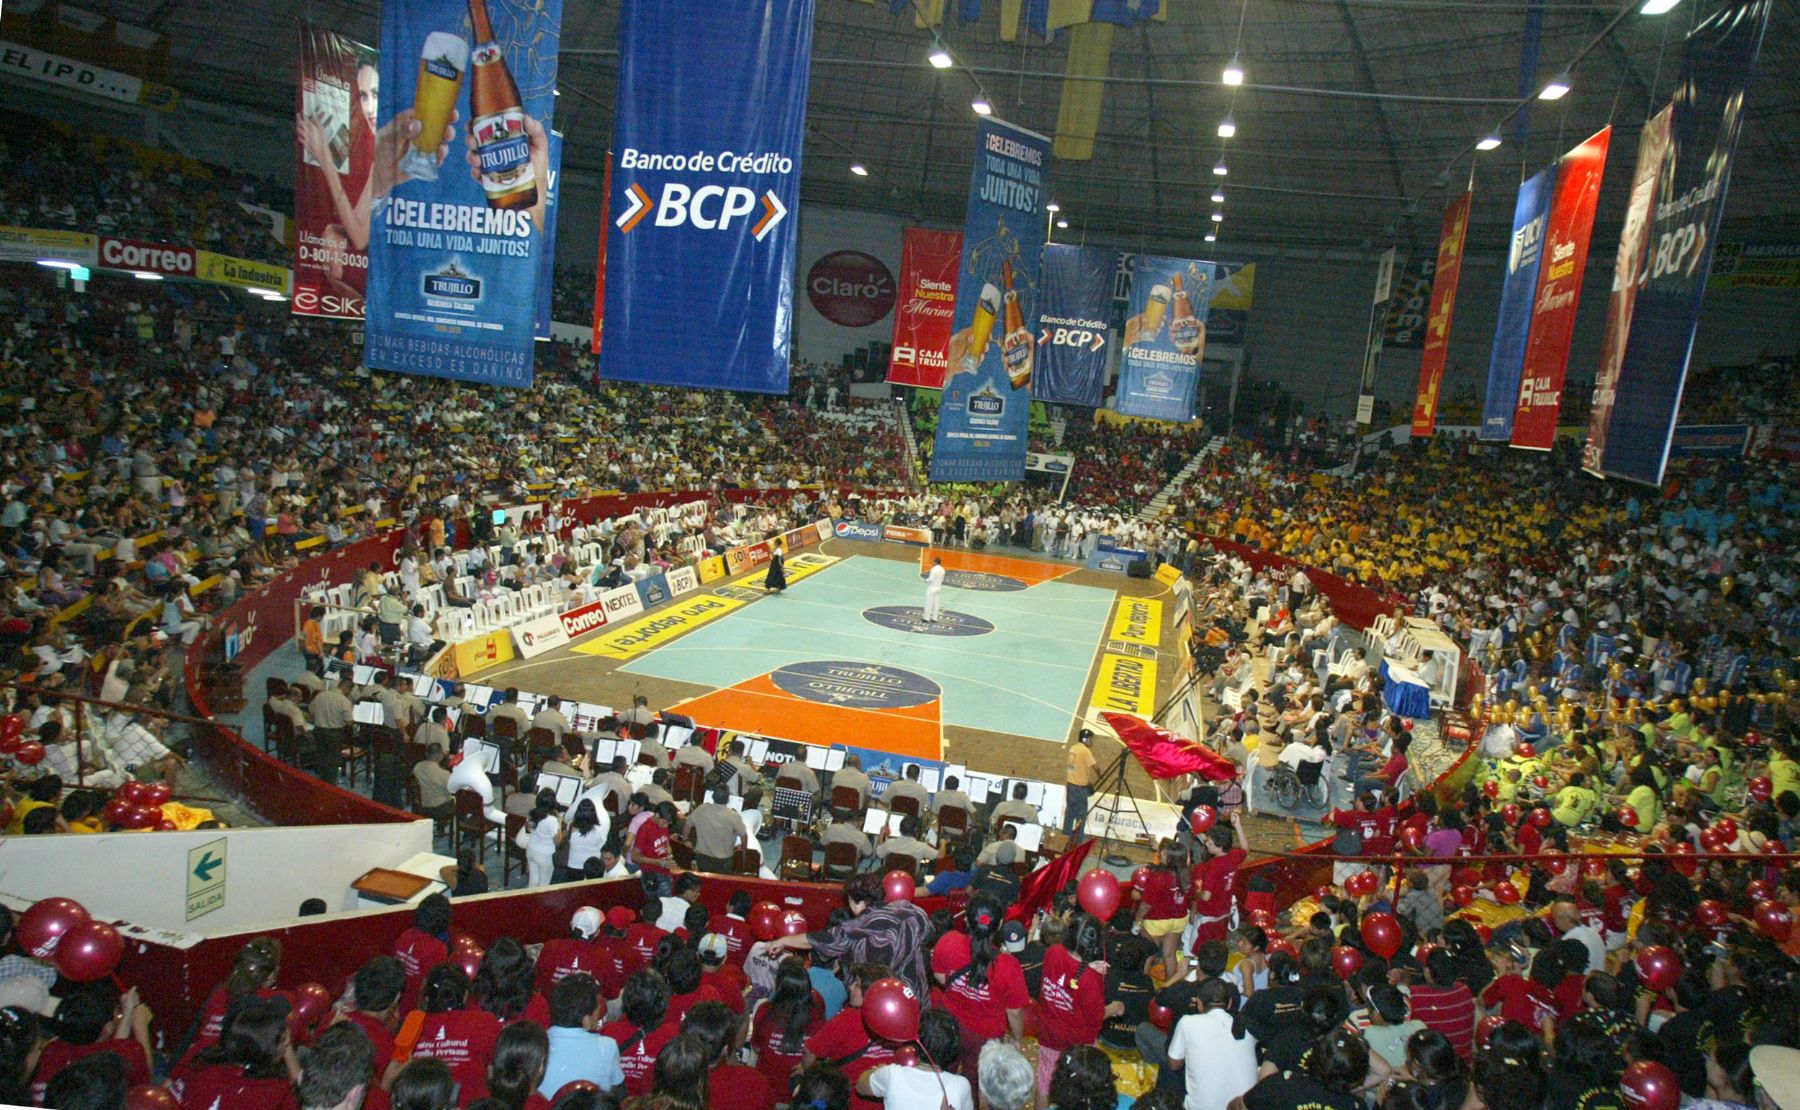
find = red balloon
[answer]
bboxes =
[18,897,90,958]
[1696,900,1728,927]
[1765,839,1788,856]
[1314,885,1334,903]
[1400,826,1425,851]
[1516,743,1536,759]
[882,870,915,905]
[1188,805,1217,835]
[0,732,20,756]
[126,1086,180,1110]
[125,805,160,831]
[1669,843,1698,878]
[1582,856,1610,879]
[1748,879,1777,904]
[1529,807,1553,829]
[0,714,22,740]
[1712,817,1739,842]
[1750,776,1775,803]
[14,741,45,766]
[1077,869,1122,920]
[1454,867,1484,888]
[102,798,133,827]
[1532,775,1549,790]
[142,783,173,807]
[1634,945,1682,993]
[1755,900,1795,943]
[1330,945,1364,979]
[454,944,484,981]
[116,781,147,805]
[861,977,921,1042]
[893,1045,921,1067]
[1482,780,1500,799]
[750,901,784,942]
[1249,909,1278,930]
[1501,803,1521,826]
[55,919,123,982]
[1360,912,1402,959]
[1494,881,1522,905]
[1451,885,1477,908]
[154,819,177,831]
[1345,870,1379,898]
[292,982,332,1027]
[1700,827,1730,853]
[1148,1001,1175,1031]
[1619,1060,1681,1110]
[779,910,810,937]
[1545,856,1568,875]
[1617,806,1640,829]
[1268,938,1299,960]
[1474,924,1493,943]
[1131,866,1154,892]
[1476,1015,1507,1051]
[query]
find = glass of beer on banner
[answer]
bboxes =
[1143,282,1172,341]
[963,280,1002,373]
[403,31,469,182]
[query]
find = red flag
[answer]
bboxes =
[1102,712,1238,781]
[1410,190,1472,438]
[888,227,962,387]
[1005,837,1094,923]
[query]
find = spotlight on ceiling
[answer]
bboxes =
[1211,212,1224,223]
[1046,202,1061,213]
[1217,116,1236,139]
[1476,134,1503,151]
[1210,190,1225,203]
[849,162,869,177]
[1539,71,1571,100]
[1056,219,1069,229]
[1640,0,1680,13]
[971,97,992,116]
[928,46,953,69]
[1205,232,1217,242]
[1212,163,1228,176]
[1222,58,1244,86]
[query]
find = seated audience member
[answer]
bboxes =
[538,972,624,1099]
[31,981,153,1103]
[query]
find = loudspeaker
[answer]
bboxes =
[1126,558,1152,579]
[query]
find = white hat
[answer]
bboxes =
[0,976,57,1016]
[697,933,729,964]
[570,907,602,939]
[1753,1046,1800,1110]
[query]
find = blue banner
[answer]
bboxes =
[1116,255,1209,422]
[365,0,560,387]
[598,0,811,395]
[1596,0,1771,485]
[1032,243,1112,408]
[1668,424,1752,459]
[929,118,1050,483]
[534,129,563,340]
[1479,164,1556,441]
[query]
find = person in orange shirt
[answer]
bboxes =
[1064,728,1099,835]
[299,604,325,676]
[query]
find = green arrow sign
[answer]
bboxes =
[192,851,222,883]
[186,837,227,921]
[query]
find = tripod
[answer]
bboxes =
[1083,664,1210,864]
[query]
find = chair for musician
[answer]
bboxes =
[454,790,492,863]
[264,710,303,767]
[672,765,706,806]
[733,845,763,876]
[937,805,973,846]
[821,841,859,882]
[460,712,487,741]
[501,813,528,886]
[778,834,815,881]
[344,721,390,790]
[829,785,861,822]
[888,794,922,823]
[525,727,557,773]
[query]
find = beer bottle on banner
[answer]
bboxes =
[1169,274,1203,356]
[1000,259,1033,389]
[467,0,537,210]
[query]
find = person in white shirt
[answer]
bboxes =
[1165,978,1259,1110]
[921,557,946,623]
[858,1010,974,1110]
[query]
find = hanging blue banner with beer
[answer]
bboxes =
[1479,164,1556,441]
[929,117,1051,482]
[1031,243,1112,408]
[598,0,812,395]
[1115,255,1210,422]
[1590,0,1771,486]
[364,0,560,386]
[533,129,563,340]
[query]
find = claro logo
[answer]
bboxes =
[806,251,895,327]
[559,601,608,636]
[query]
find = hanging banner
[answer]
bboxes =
[1479,164,1557,441]
[590,149,612,358]
[887,226,962,387]
[1355,247,1395,426]
[1382,253,1435,349]
[1584,109,1674,476]
[293,23,376,320]
[1510,126,1611,451]
[365,0,560,386]
[1410,189,1472,439]
[1592,0,1772,486]
[1115,255,1208,422]
[1031,242,1112,407]
[534,128,563,339]
[928,117,1050,482]
[598,0,811,395]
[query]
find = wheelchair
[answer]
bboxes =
[1269,758,1331,813]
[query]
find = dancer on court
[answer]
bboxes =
[763,541,788,594]
[921,557,945,623]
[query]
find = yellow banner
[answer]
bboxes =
[782,553,839,584]
[1089,652,1158,717]
[1154,563,1183,587]
[1095,408,1185,431]
[0,226,96,266]
[453,630,515,676]
[573,594,746,660]
[1110,596,1163,647]
[696,555,728,583]
[195,250,291,294]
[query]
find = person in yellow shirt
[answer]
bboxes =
[1063,728,1099,836]
[5,777,62,835]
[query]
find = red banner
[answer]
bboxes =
[1410,190,1472,439]
[1510,126,1611,450]
[97,235,195,276]
[887,227,962,387]
[291,23,374,319]
[591,149,612,357]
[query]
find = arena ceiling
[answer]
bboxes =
[120,0,1800,255]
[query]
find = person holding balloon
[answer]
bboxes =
[1188,810,1248,951]
[765,873,932,1004]
[28,980,152,1104]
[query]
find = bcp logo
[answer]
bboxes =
[615,182,788,241]
[1037,325,1107,352]
[806,251,895,327]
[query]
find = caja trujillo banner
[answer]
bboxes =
[930,117,1051,482]
[1586,0,1771,486]
[1116,255,1210,423]
[365,0,560,386]
[1031,242,1113,409]
[293,23,376,320]
[1480,164,1557,442]
[1409,189,1472,439]
[888,227,963,389]
[1509,126,1610,451]
[598,0,812,394]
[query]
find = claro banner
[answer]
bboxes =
[888,227,962,388]
[293,23,376,320]
[598,0,813,394]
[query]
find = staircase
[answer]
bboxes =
[1137,435,1225,522]
[894,398,926,489]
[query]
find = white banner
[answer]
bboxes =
[0,40,177,108]
[511,613,570,659]
[599,583,645,622]
[666,566,699,596]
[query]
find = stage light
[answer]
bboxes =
[1213,163,1228,176]
[850,162,869,176]
[133,271,163,281]
[1205,232,1217,242]
[1218,116,1236,139]
[1046,202,1061,213]
[929,46,953,68]
[1211,212,1224,223]
[1540,71,1571,100]
[971,97,992,116]
[1211,190,1225,203]
[1641,0,1680,13]
[1222,58,1244,86]
[1476,134,1503,151]
[1056,219,1069,229]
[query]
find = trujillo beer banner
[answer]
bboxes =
[929,117,1050,482]
[293,23,376,319]
[365,0,560,385]
[1031,242,1113,408]
[1509,126,1611,451]
[599,0,812,394]
[533,128,563,339]
[887,226,962,388]
[1409,189,1471,439]
[1587,0,1772,486]
[1116,255,1209,422]
[1479,164,1557,441]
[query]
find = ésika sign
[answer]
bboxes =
[806,250,895,328]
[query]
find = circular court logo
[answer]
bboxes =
[862,605,994,636]
[942,570,1027,592]
[771,660,940,709]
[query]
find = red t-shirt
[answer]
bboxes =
[1366,805,1398,855]
[1602,886,1632,934]
[1035,945,1106,1050]
[343,1010,397,1070]
[634,820,673,874]
[930,948,1029,1041]
[535,938,604,996]
[1330,808,1383,853]
[707,914,755,967]
[667,984,722,1029]
[1141,869,1188,921]
[594,934,644,999]
[393,928,450,1010]
[1191,848,1247,918]
[624,923,668,969]
[32,1040,151,1104]
[408,1008,502,1102]
[704,965,750,1014]
[600,1018,679,1098]
[750,994,826,1093]
[1407,982,1475,1060]
[1553,974,1588,1021]
[171,1062,291,1110]
[177,986,296,1072]
[804,1007,896,1110]
[710,1061,777,1110]
[1479,974,1557,1029]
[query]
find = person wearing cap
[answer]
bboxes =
[536,908,608,997]
[1063,728,1098,835]
[0,975,57,1020]
[695,933,750,1015]
[593,906,643,1001]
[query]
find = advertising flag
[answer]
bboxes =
[1480,164,1557,441]
[1031,242,1112,407]
[929,117,1050,482]
[599,0,812,395]
[1116,255,1209,422]
[533,128,563,340]
[1592,0,1771,485]
[1583,108,1673,477]
[1410,189,1472,439]
[888,227,962,387]
[1382,253,1435,350]
[1510,126,1611,450]
[365,0,560,386]
[293,23,376,319]
[1355,247,1395,426]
